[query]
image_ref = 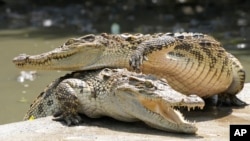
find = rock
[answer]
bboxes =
[0,84,249,141]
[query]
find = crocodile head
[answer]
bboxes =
[13,34,111,70]
[107,70,205,134]
[24,68,204,134]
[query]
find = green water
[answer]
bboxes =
[0,29,249,124]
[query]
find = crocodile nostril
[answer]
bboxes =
[13,54,29,62]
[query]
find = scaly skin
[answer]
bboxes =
[24,68,204,134]
[13,32,246,106]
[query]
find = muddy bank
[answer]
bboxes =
[0,83,249,141]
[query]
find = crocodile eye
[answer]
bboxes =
[144,81,154,88]
[193,33,204,38]
[65,38,75,45]
[80,34,95,42]
[134,33,143,37]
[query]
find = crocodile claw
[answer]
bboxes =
[129,52,144,71]
[217,95,248,107]
[53,110,82,126]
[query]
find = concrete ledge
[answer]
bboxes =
[1,83,250,141]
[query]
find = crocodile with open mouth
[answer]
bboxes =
[24,68,204,134]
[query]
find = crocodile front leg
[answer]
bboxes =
[53,79,89,125]
[129,34,176,70]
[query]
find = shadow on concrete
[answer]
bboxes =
[73,114,205,139]
[182,106,233,122]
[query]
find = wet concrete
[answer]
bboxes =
[0,83,249,141]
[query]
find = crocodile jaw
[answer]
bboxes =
[12,43,105,71]
[139,98,198,133]
[116,83,204,134]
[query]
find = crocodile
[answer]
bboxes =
[24,68,204,134]
[12,32,246,106]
